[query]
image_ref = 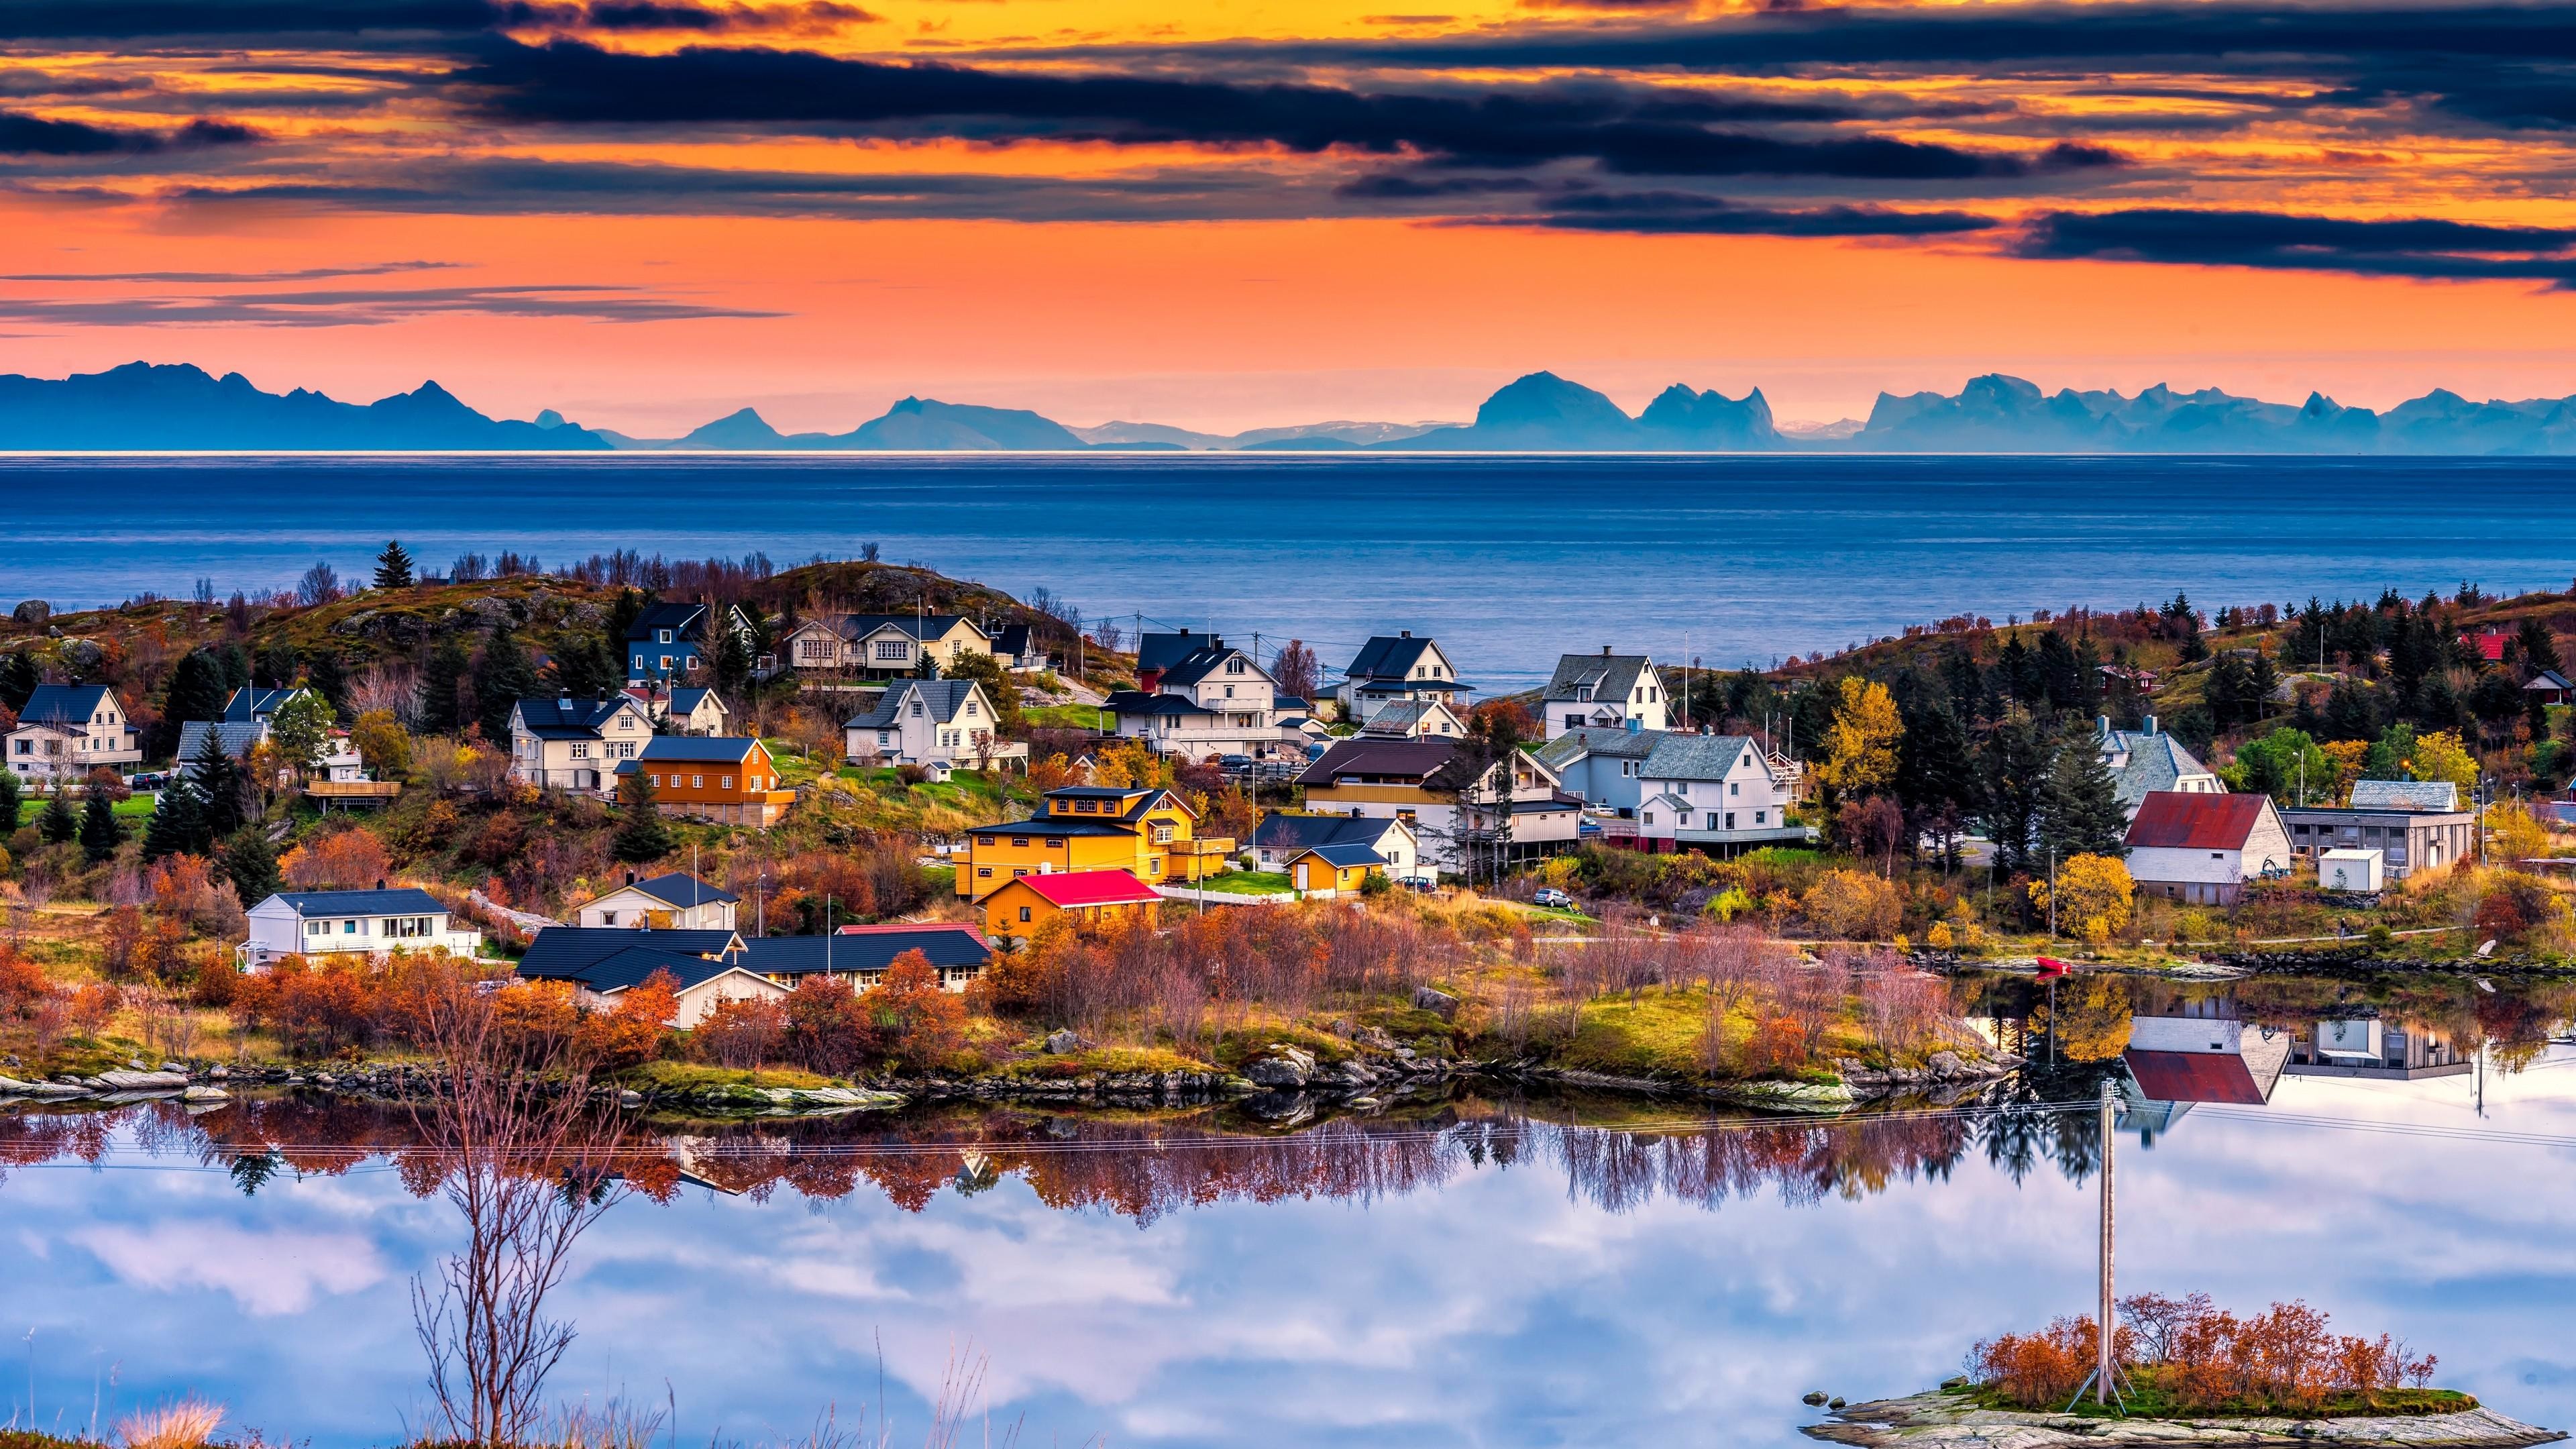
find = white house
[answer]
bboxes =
[1632,733,1803,853]
[575,870,740,930]
[2096,715,2221,822]
[243,888,484,967]
[1360,698,1466,739]
[843,678,1026,769]
[1534,725,1665,820]
[780,613,992,678]
[1295,737,1578,877]
[1337,632,1467,722]
[2124,790,2292,905]
[8,684,142,784]
[1542,649,1670,739]
[619,685,731,737]
[1103,634,1304,760]
[510,694,655,794]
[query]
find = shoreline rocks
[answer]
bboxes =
[1807,1389,2567,1447]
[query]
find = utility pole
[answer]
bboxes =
[2097,1075,2117,1406]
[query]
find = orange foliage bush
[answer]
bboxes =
[1976,1295,2440,1412]
[867,950,965,1071]
[1972,1316,2108,1408]
[694,996,786,1069]
[573,970,677,1069]
[279,827,392,891]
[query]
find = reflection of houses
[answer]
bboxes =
[2119,1001,2290,1139]
[2286,1017,2472,1080]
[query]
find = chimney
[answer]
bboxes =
[2097,714,2110,735]
[625,869,637,885]
[2145,714,2159,735]
[1602,645,1613,656]
[374,877,387,890]
[1399,629,1411,638]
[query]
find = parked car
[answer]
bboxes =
[1532,887,1575,909]
[1399,876,1437,894]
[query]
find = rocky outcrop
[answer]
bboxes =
[1807,1389,2565,1446]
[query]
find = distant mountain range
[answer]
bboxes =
[7,360,2576,455]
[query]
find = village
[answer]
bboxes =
[3,546,2573,1100]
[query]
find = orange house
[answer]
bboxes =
[979,869,1163,946]
[618,737,796,826]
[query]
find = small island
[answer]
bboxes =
[1808,1295,2566,1447]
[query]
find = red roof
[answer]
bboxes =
[2126,791,2270,851]
[2463,631,2509,662]
[2124,1049,2265,1105]
[1012,870,1161,908]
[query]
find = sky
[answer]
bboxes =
[3,0,2576,433]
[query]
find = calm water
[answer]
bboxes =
[7,975,2576,1448]
[6,454,2576,690]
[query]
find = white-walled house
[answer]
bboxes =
[575,871,741,930]
[1360,699,1466,739]
[1250,812,1424,881]
[1542,649,1670,739]
[8,684,142,784]
[510,694,655,794]
[2125,791,2292,905]
[1534,725,1665,819]
[781,613,992,677]
[1104,635,1303,759]
[843,679,1026,769]
[243,888,484,967]
[2096,715,2221,822]
[620,685,731,737]
[1337,632,1467,722]
[1631,734,1803,853]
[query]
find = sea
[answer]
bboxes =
[5,453,2575,690]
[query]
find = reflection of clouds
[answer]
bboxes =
[72,1222,387,1316]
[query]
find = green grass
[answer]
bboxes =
[1957,1374,2477,1421]
[1024,704,1110,731]
[11,794,154,827]
[627,1059,835,1091]
[994,1044,1212,1079]
[1193,870,1294,896]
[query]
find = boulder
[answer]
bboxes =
[95,1069,189,1091]
[10,599,49,625]
[1412,985,1460,1018]
[1245,1047,1314,1089]
[1044,1029,1080,1054]
[1927,1051,1963,1078]
[180,1085,229,1104]
[0,1075,89,1097]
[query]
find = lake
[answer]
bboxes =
[5,454,2576,691]
[6,971,2576,1448]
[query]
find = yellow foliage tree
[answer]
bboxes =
[2489,803,2551,864]
[1814,677,1902,806]
[1089,738,1171,790]
[2318,739,2368,804]
[350,709,413,778]
[2028,853,2135,938]
[2407,731,2479,796]
[1803,867,1902,939]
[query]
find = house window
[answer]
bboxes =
[1019,906,1032,922]
[306,920,323,935]
[875,641,908,661]
[965,700,979,716]
[1705,812,1720,830]
[1046,839,1064,850]
[1228,657,1246,674]
[1729,782,1739,795]
[1150,824,1174,843]
[1725,812,1737,830]
[659,655,673,671]
[1075,800,1097,812]
[1012,837,1030,847]
[1754,810,1766,824]
[633,655,646,672]
[658,629,672,643]
[572,743,590,759]
[342,920,358,934]
[977,867,992,878]
[878,731,892,746]
[692,774,704,788]
[978,836,996,846]
[910,701,924,716]
[601,910,618,925]
[720,775,734,789]
[1643,812,1654,825]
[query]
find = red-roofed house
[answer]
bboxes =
[2125,790,2292,904]
[978,868,1162,945]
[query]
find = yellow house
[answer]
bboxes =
[979,869,1163,945]
[957,784,1233,899]
[1281,842,1387,896]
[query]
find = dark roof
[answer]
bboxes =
[584,947,748,994]
[1104,690,1212,718]
[177,720,264,763]
[1252,813,1403,851]
[513,694,641,738]
[2126,792,2273,851]
[846,680,984,729]
[1136,629,1212,675]
[15,684,115,727]
[1291,841,1387,869]
[627,601,706,642]
[1638,734,1760,782]
[812,612,982,643]
[267,888,450,917]
[2123,1049,2265,1106]
[739,925,991,975]
[635,735,763,764]
[221,686,300,722]
[1047,784,1158,803]
[1157,641,1266,688]
[1295,737,1461,788]
[517,926,743,981]
[972,816,1135,839]
[1344,633,1440,683]
[991,623,1033,657]
[666,687,725,716]
[1544,651,1657,702]
[627,872,739,908]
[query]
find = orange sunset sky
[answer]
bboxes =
[5,0,2576,433]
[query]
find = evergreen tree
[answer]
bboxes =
[0,650,38,712]
[421,636,471,735]
[2322,680,2380,742]
[549,631,621,698]
[140,775,210,862]
[0,767,17,831]
[1894,700,1978,867]
[2204,651,2261,731]
[1940,644,1982,721]
[254,641,299,690]
[2520,617,2563,676]
[38,786,78,843]
[156,647,232,755]
[612,771,674,864]
[216,643,252,692]
[80,790,125,863]
[472,623,539,743]
[374,539,417,590]
[192,724,248,838]
[307,651,351,716]
[223,828,280,905]
[1995,635,2039,708]
[1975,714,2049,875]
[714,619,755,694]
[2037,735,2129,860]
[2035,631,2082,714]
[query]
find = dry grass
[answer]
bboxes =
[115,1397,225,1449]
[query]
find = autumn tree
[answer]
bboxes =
[351,709,415,778]
[2030,853,2135,943]
[1813,676,1901,818]
[938,648,1024,737]
[2406,731,2479,797]
[268,689,338,774]
[280,826,391,890]
[1803,868,1901,940]
[869,950,965,1071]
[1270,639,1321,702]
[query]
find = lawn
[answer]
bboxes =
[1192,870,1295,896]
[1023,703,1110,731]
[1956,1375,2477,1421]
[14,793,158,828]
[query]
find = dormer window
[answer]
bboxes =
[657,629,672,643]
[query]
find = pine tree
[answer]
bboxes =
[223,828,280,906]
[1975,714,2048,875]
[0,767,18,833]
[216,643,252,693]
[549,631,620,698]
[472,623,539,743]
[0,650,39,712]
[157,647,232,755]
[38,785,78,843]
[307,651,351,715]
[421,636,470,735]
[140,775,209,862]
[374,539,417,590]
[2038,734,2129,861]
[714,620,754,694]
[192,723,248,838]
[80,790,125,863]
[612,771,674,864]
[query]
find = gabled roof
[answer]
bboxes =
[1252,812,1406,851]
[1295,737,1460,788]
[1360,699,1460,735]
[1157,640,1269,688]
[2349,779,2459,812]
[517,926,743,981]
[1044,784,1183,822]
[2127,791,2275,851]
[221,686,302,722]
[1102,690,1214,718]
[807,612,985,644]
[666,687,726,716]
[265,888,449,917]
[1007,870,1161,908]
[627,601,707,641]
[2528,669,2573,692]
[2097,723,2214,810]
[177,720,264,763]
[1545,651,1657,702]
[1639,734,1762,783]
[1135,630,1212,676]
[514,694,643,739]
[845,679,985,729]
[1536,726,1664,771]
[2123,1049,2266,1106]
[991,623,1033,657]
[633,735,763,764]
[582,947,749,995]
[623,871,740,908]
[1343,633,1443,683]
[1288,841,1387,869]
[15,684,115,728]
[739,924,991,975]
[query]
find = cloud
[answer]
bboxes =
[0,279,780,325]
[2017,207,2576,284]
[450,38,2048,179]
[0,109,262,154]
[72,1222,388,1316]
[0,0,527,43]
[580,1,880,30]
[1522,189,2000,235]
[1,261,459,282]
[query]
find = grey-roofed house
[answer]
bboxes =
[2278,798,2473,880]
[1336,631,1466,722]
[1250,812,1423,881]
[780,612,991,678]
[509,692,654,794]
[1106,633,1301,760]
[1359,698,1465,739]
[242,887,484,967]
[1633,733,1802,854]
[2348,780,2461,812]
[8,684,142,783]
[1541,649,1671,739]
[739,924,993,992]
[843,678,1024,769]
[2095,714,2221,822]
[575,871,741,930]
[1297,735,1577,875]
[566,945,787,1027]
[1536,725,1667,823]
